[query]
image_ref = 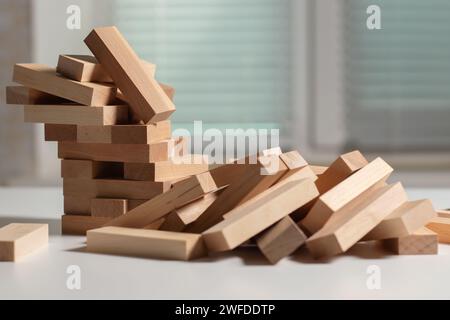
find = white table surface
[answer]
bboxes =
[0,186,449,300]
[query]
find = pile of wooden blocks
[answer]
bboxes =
[5,26,449,264]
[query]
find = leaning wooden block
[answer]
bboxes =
[13,64,116,106]
[363,200,436,241]
[64,196,92,215]
[56,54,156,82]
[62,215,111,235]
[58,139,178,163]
[301,157,393,234]
[24,105,129,126]
[202,178,318,252]
[306,183,407,259]
[116,83,175,103]
[256,217,307,264]
[383,227,438,255]
[91,198,128,218]
[426,217,450,243]
[61,159,123,179]
[0,224,48,261]
[63,178,170,200]
[105,172,218,228]
[6,86,69,105]
[84,26,175,123]
[45,124,77,141]
[87,227,206,261]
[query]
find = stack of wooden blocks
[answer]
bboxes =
[4,26,448,264]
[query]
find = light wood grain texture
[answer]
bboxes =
[24,105,129,126]
[62,215,111,235]
[426,217,450,243]
[61,159,123,179]
[6,86,69,105]
[13,64,116,105]
[187,155,289,233]
[110,120,171,144]
[45,124,77,141]
[84,26,175,123]
[87,227,206,260]
[124,155,209,182]
[0,224,48,261]
[278,150,308,181]
[310,165,328,176]
[256,216,307,264]
[159,193,218,232]
[91,198,128,218]
[105,172,218,228]
[437,210,450,218]
[306,183,407,259]
[301,157,393,234]
[64,196,92,215]
[57,54,156,82]
[117,83,174,103]
[58,139,177,163]
[77,125,111,143]
[63,178,170,200]
[363,200,436,241]
[383,227,438,255]
[202,178,318,252]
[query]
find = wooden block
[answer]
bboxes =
[0,224,48,261]
[6,86,69,105]
[383,227,438,255]
[45,124,77,141]
[91,198,128,218]
[128,199,147,210]
[24,105,129,126]
[105,172,218,228]
[310,165,328,176]
[202,178,319,252]
[306,183,408,259]
[159,193,218,232]
[62,215,111,235]
[437,210,450,218]
[84,26,175,123]
[124,155,209,182]
[186,155,288,233]
[363,200,436,241]
[58,139,178,163]
[117,83,175,103]
[278,150,308,181]
[110,120,171,144]
[56,54,156,82]
[144,218,166,230]
[77,125,111,143]
[64,196,92,215]
[301,157,393,234]
[256,216,307,264]
[13,64,116,105]
[61,159,123,179]
[426,217,450,243]
[87,227,206,260]
[63,178,170,200]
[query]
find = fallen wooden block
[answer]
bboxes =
[301,157,393,234]
[383,227,438,255]
[56,54,156,82]
[306,183,407,259]
[64,196,92,215]
[437,210,450,218]
[13,64,116,106]
[256,216,307,264]
[84,26,175,123]
[202,178,319,252]
[363,200,436,241]
[58,139,179,163]
[278,150,308,181]
[24,105,129,126]
[426,217,450,243]
[0,224,48,261]
[105,172,218,228]
[87,227,206,261]
[63,178,170,200]
[45,124,77,141]
[62,215,111,235]
[91,198,128,218]
[61,159,123,179]
[6,86,69,105]
[159,193,218,232]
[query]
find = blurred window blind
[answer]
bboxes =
[113,0,291,133]
[344,0,450,150]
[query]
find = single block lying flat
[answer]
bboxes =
[13,64,116,106]
[61,159,123,179]
[62,215,111,235]
[0,224,48,261]
[84,26,175,123]
[6,86,69,105]
[64,196,92,215]
[426,217,450,243]
[87,227,206,261]
[91,198,128,218]
[306,183,407,259]
[45,124,77,141]
[202,178,319,252]
[383,227,438,255]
